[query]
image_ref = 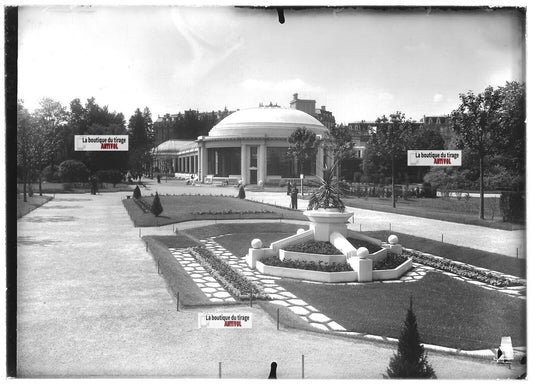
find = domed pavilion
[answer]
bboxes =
[153,106,330,185]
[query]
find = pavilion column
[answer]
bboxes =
[240,144,247,184]
[258,143,267,184]
[199,142,207,182]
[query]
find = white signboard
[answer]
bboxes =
[75,135,129,151]
[408,150,462,166]
[198,312,252,329]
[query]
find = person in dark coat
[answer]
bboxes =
[268,362,277,379]
[286,181,292,196]
[290,186,298,209]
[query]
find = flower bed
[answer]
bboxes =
[404,249,526,287]
[346,238,382,254]
[373,252,408,270]
[191,209,274,215]
[283,241,342,255]
[188,246,270,300]
[133,197,152,213]
[260,255,351,272]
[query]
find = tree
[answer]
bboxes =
[287,127,318,176]
[128,108,154,180]
[33,98,69,195]
[151,191,163,217]
[364,112,416,207]
[325,123,357,177]
[451,86,504,219]
[386,298,436,379]
[17,101,35,202]
[497,81,525,180]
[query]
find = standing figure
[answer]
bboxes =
[290,186,299,209]
[157,174,161,183]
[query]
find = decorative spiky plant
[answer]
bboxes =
[307,161,349,212]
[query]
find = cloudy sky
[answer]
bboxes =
[18,6,525,124]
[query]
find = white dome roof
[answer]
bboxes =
[208,107,328,138]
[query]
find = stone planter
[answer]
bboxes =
[303,209,354,241]
[372,258,413,281]
[256,261,357,283]
[279,249,346,264]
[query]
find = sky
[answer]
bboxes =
[17,6,525,124]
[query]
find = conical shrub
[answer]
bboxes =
[151,191,163,217]
[386,298,436,379]
[133,185,141,199]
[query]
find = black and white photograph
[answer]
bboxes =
[8,3,528,380]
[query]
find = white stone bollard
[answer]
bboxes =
[247,239,264,268]
[385,234,403,255]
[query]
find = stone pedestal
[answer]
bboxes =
[247,248,263,269]
[357,258,373,282]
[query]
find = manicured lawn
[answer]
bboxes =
[364,231,525,278]
[123,195,305,227]
[17,195,53,218]
[279,272,526,351]
[183,222,302,257]
[342,196,522,230]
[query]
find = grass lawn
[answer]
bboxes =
[123,195,305,227]
[18,182,134,194]
[183,222,303,257]
[278,272,526,351]
[342,196,522,230]
[17,195,53,218]
[364,231,525,278]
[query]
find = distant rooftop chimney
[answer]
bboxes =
[321,105,326,110]
[293,93,298,100]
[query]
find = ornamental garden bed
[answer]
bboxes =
[280,240,346,264]
[256,260,357,283]
[122,194,306,227]
[189,246,270,300]
[404,249,525,287]
[283,241,342,255]
[346,238,382,254]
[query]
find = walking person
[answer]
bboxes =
[290,186,299,209]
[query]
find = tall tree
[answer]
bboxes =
[497,81,525,180]
[325,123,357,177]
[33,98,69,194]
[287,127,318,177]
[386,298,436,379]
[364,112,416,207]
[128,107,154,179]
[451,86,503,219]
[17,101,35,202]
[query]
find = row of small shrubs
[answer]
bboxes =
[191,209,274,215]
[346,238,382,254]
[283,241,342,255]
[132,186,163,216]
[404,250,525,287]
[188,246,269,300]
[373,253,409,270]
[259,256,352,272]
